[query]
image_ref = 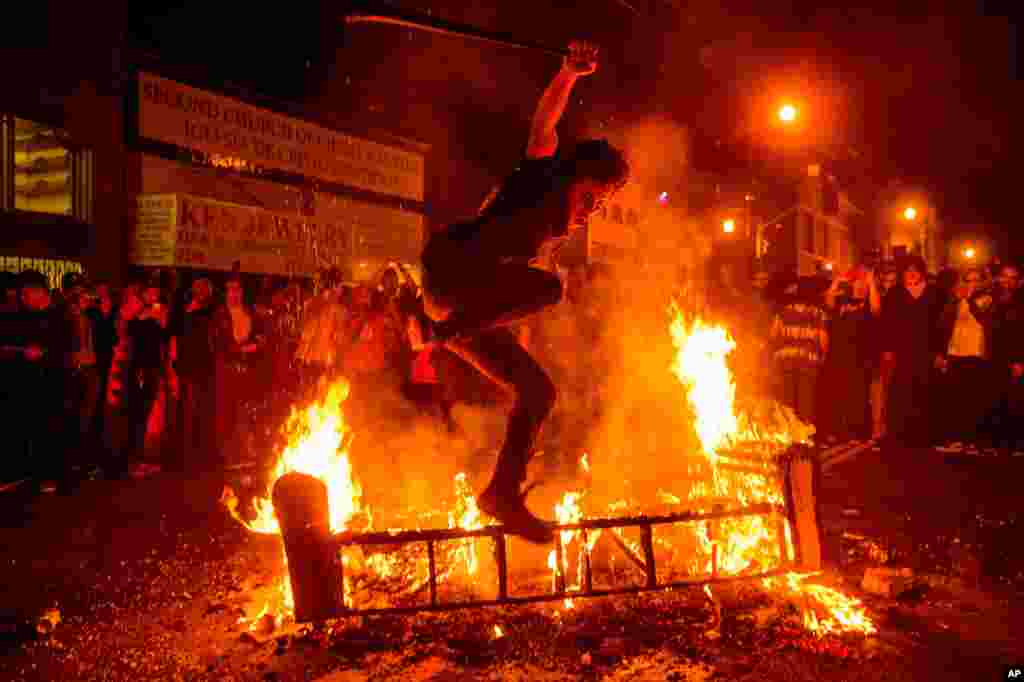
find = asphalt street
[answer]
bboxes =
[0,444,1021,681]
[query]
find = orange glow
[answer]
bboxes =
[722,219,736,234]
[903,206,917,221]
[222,380,361,624]
[964,247,976,259]
[778,104,798,123]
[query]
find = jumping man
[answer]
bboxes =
[420,41,630,543]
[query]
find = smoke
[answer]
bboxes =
[344,116,722,524]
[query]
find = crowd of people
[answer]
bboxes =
[0,257,622,496]
[708,255,1024,454]
[0,263,464,494]
[3,250,1022,495]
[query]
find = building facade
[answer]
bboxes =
[1,10,429,289]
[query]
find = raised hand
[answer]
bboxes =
[563,40,599,76]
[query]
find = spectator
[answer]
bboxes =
[934,267,993,450]
[212,274,263,467]
[0,271,18,313]
[818,267,879,442]
[174,277,217,470]
[61,283,102,477]
[880,256,942,447]
[131,278,171,473]
[105,286,149,477]
[868,263,899,440]
[295,267,350,392]
[90,281,117,396]
[3,270,64,492]
[404,287,460,432]
[770,276,829,425]
[344,286,409,387]
[979,263,1024,451]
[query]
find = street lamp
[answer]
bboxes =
[903,206,917,221]
[964,247,976,260]
[778,103,798,123]
[722,219,736,234]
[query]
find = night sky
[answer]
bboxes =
[129,1,1019,258]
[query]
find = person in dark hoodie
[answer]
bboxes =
[174,277,217,470]
[879,256,942,447]
[4,270,65,492]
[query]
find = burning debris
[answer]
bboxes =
[219,303,875,645]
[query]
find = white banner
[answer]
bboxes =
[138,72,426,202]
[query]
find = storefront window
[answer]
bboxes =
[13,118,72,216]
[0,256,83,291]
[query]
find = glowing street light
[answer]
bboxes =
[903,206,917,221]
[722,219,736,233]
[778,104,798,123]
[963,247,976,260]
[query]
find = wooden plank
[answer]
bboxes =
[272,472,346,623]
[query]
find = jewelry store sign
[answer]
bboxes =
[132,194,424,276]
[138,72,425,202]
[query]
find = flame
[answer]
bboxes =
[670,304,812,460]
[492,624,505,639]
[764,573,877,636]
[448,472,485,575]
[546,471,602,611]
[670,306,874,637]
[222,380,361,623]
[670,313,739,462]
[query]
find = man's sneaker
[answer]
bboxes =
[478,485,554,545]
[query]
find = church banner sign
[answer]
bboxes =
[138,72,425,202]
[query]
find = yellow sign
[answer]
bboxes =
[132,195,178,266]
[131,194,424,277]
[138,73,426,202]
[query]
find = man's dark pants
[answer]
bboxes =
[423,260,563,492]
[178,370,215,470]
[64,365,101,467]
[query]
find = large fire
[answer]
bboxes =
[668,305,874,637]
[222,300,873,640]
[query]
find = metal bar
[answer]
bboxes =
[717,447,779,463]
[582,530,593,594]
[333,566,794,617]
[640,525,657,589]
[608,530,649,575]
[426,541,438,607]
[495,535,508,601]
[328,504,782,549]
[716,462,781,479]
[344,9,568,58]
[554,535,566,594]
[708,519,718,579]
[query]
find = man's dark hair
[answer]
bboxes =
[559,139,630,190]
[18,269,49,291]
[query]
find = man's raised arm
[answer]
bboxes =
[525,41,599,159]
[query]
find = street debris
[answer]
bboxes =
[862,567,914,598]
